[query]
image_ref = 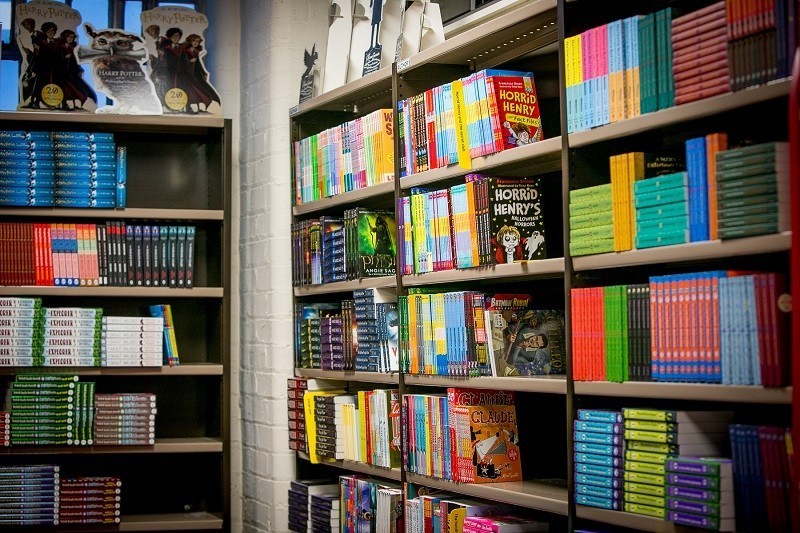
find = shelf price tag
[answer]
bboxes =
[397,58,412,73]
[289,105,300,117]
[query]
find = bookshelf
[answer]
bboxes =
[288,0,796,529]
[0,112,231,531]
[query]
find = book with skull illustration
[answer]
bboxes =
[140,6,221,115]
[486,176,547,264]
[15,0,97,112]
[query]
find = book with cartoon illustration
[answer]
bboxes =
[487,177,547,263]
[447,388,522,484]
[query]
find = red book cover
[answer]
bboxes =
[13,222,21,286]
[672,9,727,39]
[594,286,606,381]
[672,1,726,28]
[705,132,728,241]
[25,222,34,286]
[425,88,438,171]
[488,75,543,151]
[32,223,41,286]
[674,53,729,79]
[673,26,729,52]
[674,83,730,105]
[674,63,730,86]
[673,34,728,62]
[768,273,789,386]
[571,289,582,381]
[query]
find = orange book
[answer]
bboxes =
[447,388,522,484]
[705,132,728,240]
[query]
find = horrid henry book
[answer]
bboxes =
[487,177,547,263]
[447,388,522,484]
[489,73,543,149]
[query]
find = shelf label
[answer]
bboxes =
[289,105,300,117]
[397,58,412,72]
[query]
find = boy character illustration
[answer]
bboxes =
[27,21,67,109]
[504,310,552,375]
[503,120,531,146]
[19,18,41,105]
[496,225,521,264]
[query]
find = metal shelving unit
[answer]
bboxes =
[0,286,224,298]
[574,381,793,404]
[293,276,396,296]
[1,438,224,455]
[404,374,567,394]
[402,258,565,286]
[294,368,400,385]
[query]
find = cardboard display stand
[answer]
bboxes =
[322,0,354,93]
[347,0,372,83]
[398,1,425,61]
[420,2,445,51]
[378,0,403,69]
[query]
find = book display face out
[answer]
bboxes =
[288,1,796,532]
[0,111,230,530]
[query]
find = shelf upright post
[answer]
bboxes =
[221,118,233,531]
[789,45,800,531]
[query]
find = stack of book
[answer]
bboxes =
[571,287,607,381]
[320,217,345,284]
[319,316,344,371]
[715,142,789,239]
[287,378,308,453]
[287,479,338,533]
[665,457,734,531]
[726,0,796,91]
[729,424,791,530]
[340,476,402,532]
[573,410,623,511]
[0,297,44,367]
[42,307,102,367]
[0,464,60,527]
[59,477,122,525]
[8,374,90,446]
[309,493,339,533]
[93,393,156,446]
[353,288,398,373]
[375,486,403,532]
[0,131,56,207]
[53,132,120,209]
[313,394,352,461]
[0,411,8,446]
[622,409,731,519]
[632,171,689,248]
[569,184,613,256]
[292,108,394,205]
[101,316,164,367]
[293,303,339,369]
[671,3,729,105]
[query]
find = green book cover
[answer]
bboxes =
[634,228,689,249]
[633,171,688,195]
[570,210,614,230]
[625,481,667,498]
[571,224,615,241]
[639,13,657,114]
[636,200,689,222]
[604,286,616,382]
[624,491,666,509]
[637,214,689,234]
[633,186,688,209]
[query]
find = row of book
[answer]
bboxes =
[0,222,196,288]
[0,130,127,208]
[0,298,179,368]
[291,208,397,286]
[294,288,399,373]
[573,409,791,531]
[565,2,795,133]
[0,465,122,526]
[292,108,394,206]
[399,175,548,276]
[570,139,788,256]
[397,69,543,177]
[404,389,522,484]
[287,478,341,533]
[406,488,549,533]
[571,270,789,386]
[340,475,403,533]
[2,375,157,447]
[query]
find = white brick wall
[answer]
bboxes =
[238,1,328,532]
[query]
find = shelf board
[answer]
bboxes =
[400,137,562,190]
[576,506,676,532]
[0,208,224,221]
[1,438,223,455]
[403,258,564,286]
[0,111,224,131]
[294,368,400,384]
[290,67,393,116]
[404,374,566,394]
[297,452,402,481]
[397,0,557,72]
[292,181,395,216]
[293,276,396,296]
[568,79,791,148]
[405,474,568,515]
[575,381,792,404]
[0,363,223,376]
[0,286,223,298]
[572,232,791,271]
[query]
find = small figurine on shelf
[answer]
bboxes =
[299,44,318,104]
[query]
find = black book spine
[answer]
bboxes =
[125,225,135,287]
[151,226,160,288]
[143,225,152,287]
[168,226,178,288]
[134,225,143,286]
[185,226,195,288]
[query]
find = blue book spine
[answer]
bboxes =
[55,178,116,189]
[0,168,50,179]
[575,452,622,468]
[53,197,115,208]
[575,473,622,489]
[697,138,708,241]
[52,132,114,143]
[115,146,126,208]
[574,430,623,446]
[575,493,622,510]
[719,276,732,385]
[575,462,621,478]
[54,150,116,162]
[55,187,116,200]
[0,197,53,207]
[52,141,116,152]
[55,160,116,171]
[574,420,622,434]
[0,187,55,197]
[574,441,624,457]
[0,130,50,140]
[0,178,54,188]
[576,483,621,500]
[577,409,623,424]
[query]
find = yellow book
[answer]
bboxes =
[609,155,621,251]
[465,181,479,267]
[358,391,368,463]
[433,293,446,372]
[379,108,394,183]
[303,390,345,464]
[629,152,645,246]
[451,80,471,170]
[409,294,419,374]
[426,395,434,476]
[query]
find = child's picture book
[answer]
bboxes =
[448,388,522,484]
[487,177,547,263]
[16,0,97,111]
[140,6,222,114]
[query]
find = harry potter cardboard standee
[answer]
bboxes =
[322,0,354,93]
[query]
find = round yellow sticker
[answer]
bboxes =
[41,84,64,107]
[165,88,188,111]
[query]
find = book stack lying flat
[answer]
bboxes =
[622,409,732,520]
[59,477,121,525]
[9,375,84,446]
[0,131,55,207]
[93,393,156,446]
[309,493,339,533]
[665,457,734,531]
[632,171,689,249]
[353,288,398,373]
[0,297,44,367]
[53,132,119,209]
[313,394,353,461]
[671,2,729,105]
[287,479,338,533]
[319,316,344,371]
[101,316,163,367]
[287,378,340,455]
[42,307,102,367]
[715,142,789,240]
[0,411,8,447]
[0,464,60,527]
[573,410,623,511]
[569,184,613,256]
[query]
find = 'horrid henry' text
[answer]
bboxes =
[493,187,541,216]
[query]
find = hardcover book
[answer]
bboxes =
[487,177,547,263]
[356,209,397,278]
